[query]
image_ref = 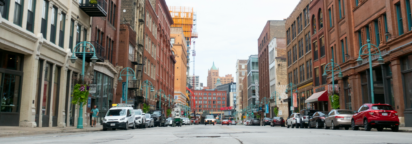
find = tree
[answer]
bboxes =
[71,83,90,106]
[331,94,340,109]
[273,107,278,117]
[143,103,150,113]
[89,0,98,4]
[166,109,171,117]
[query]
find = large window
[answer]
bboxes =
[320,37,325,57]
[402,55,412,109]
[92,71,114,123]
[315,68,320,86]
[41,0,48,39]
[407,0,412,31]
[0,0,10,19]
[312,15,317,34]
[58,13,66,48]
[338,0,343,19]
[384,14,389,41]
[319,9,323,29]
[26,0,36,32]
[395,2,404,35]
[321,65,326,85]
[374,19,380,47]
[50,6,57,43]
[313,41,318,60]
[358,31,362,49]
[328,8,333,27]
[69,20,74,50]
[341,39,345,63]
[13,0,24,26]
[343,78,351,110]
[293,45,297,62]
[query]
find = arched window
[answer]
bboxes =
[312,15,317,34]
[319,9,323,29]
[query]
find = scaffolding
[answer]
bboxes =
[169,6,194,46]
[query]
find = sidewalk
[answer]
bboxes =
[0,126,102,138]
[399,127,412,132]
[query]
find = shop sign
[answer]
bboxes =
[220,106,232,111]
[293,93,297,107]
[87,97,91,108]
[89,84,97,94]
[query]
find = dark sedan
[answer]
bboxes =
[270,117,285,127]
[309,111,327,129]
[263,117,272,126]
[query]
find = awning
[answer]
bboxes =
[305,90,328,103]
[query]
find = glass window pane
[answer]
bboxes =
[1,74,21,112]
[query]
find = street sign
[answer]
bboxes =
[243,116,246,119]
[89,84,97,94]
[87,97,91,108]
[265,104,269,114]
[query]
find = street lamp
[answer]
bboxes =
[356,39,385,103]
[142,80,155,103]
[285,83,298,115]
[118,67,137,104]
[70,41,98,129]
[158,89,165,111]
[323,59,343,108]
[270,91,282,106]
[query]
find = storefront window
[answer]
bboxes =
[52,67,61,126]
[361,72,370,103]
[402,55,412,109]
[343,78,351,110]
[0,74,21,112]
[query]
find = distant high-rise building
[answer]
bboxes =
[236,59,248,115]
[207,62,234,89]
[187,75,200,90]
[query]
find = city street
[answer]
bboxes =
[1,125,412,144]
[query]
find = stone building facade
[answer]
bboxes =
[236,59,247,119]
[171,27,188,106]
[206,62,234,89]
[286,0,313,114]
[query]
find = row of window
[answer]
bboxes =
[145,35,157,59]
[195,101,226,104]
[146,13,157,40]
[194,97,226,100]
[287,5,310,45]
[287,32,312,66]
[197,105,225,109]
[144,58,156,80]
[287,59,313,85]
[194,93,225,96]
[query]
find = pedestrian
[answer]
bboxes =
[91,105,99,127]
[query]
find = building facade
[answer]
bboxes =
[286,0,313,114]
[187,75,199,89]
[268,38,288,119]
[258,20,286,117]
[206,62,234,89]
[0,0,109,127]
[171,27,188,106]
[193,89,227,115]
[215,82,236,109]
[247,55,259,105]
[235,59,247,119]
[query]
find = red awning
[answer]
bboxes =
[305,90,328,103]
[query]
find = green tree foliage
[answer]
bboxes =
[166,109,171,117]
[143,103,150,113]
[331,94,340,109]
[90,0,98,4]
[71,84,90,105]
[273,107,279,117]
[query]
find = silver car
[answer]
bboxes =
[145,113,154,128]
[251,118,260,125]
[324,109,354,130]
[286,113,302,128]
[133,109,146,128]
[165,117,173,126]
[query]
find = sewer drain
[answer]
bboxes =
[196,136,221,138]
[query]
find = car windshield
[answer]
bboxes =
[273,117,281,120]
[223,119,228,121]
[206,115,214,119]
[146,114,151,118]
[264,118,271,120]
[153,111,161,115]
[134,110,142,115]
[337,110,354,114]
[167,117,172,120]
[106,109,127,116]
[372,105,394,110]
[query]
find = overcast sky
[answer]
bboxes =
[165,0,300,85]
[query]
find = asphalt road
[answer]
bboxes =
[1,124,412,144]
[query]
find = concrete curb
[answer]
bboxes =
[0,128,102,138]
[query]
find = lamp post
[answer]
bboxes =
[323,59,343,108]
[356,39,385,104]
[118,67,137,104]
[270,91,282,106]
[143,80,155,103]
[285,83,298,115]
[70,41,98,129]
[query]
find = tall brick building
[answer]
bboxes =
[286,0,313,114]
[207,62,234,89]
[258,20,286,112]
[236,59,248,119]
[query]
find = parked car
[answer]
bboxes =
[263,117,272,126]
[191,118,199,125]
[133,109,146,128]
[300,109,317,128]
[205,115,215,125]
[245,119,252,126]
[324,109,354,130]
[145,113,155,128]
[183,118,191,125]
[165,117,173,126]
[286,113,302,128]
[222,119,230,125]
[251,118,260,125]
[309,111,327,129]
[352,103,399,131]
[102,106,135,130]
[231,120,237,125]
[244,119,250,125]
[151,110,166,127]
[270,117,285,127]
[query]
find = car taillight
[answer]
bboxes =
[293,118,295,120]
[320,117,325,119]
[335,116,344,119]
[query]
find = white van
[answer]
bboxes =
[102,106,135,130]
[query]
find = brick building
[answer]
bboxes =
[171,27,188,106]
[318,0,412,127]
[258,20,286,113]
[286,0,313,114]
[236,59,248,119]
[206,62,234,89]
[193,89,228,114]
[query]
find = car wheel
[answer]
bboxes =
[124,123,129,130]
[103,127,107,131]
[377,127,383,131]
[324,122,329,129]
[132,123,136,129]
[364,119,371,131]
[352,120,359,130]
[292,123,295,128]
[331,122,336,130]
[391,126,399,132]
[345,127,349,130]
[296,124,300,128]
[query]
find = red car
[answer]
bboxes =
[352,103,399,131]
[222,119,230,125]
[270,117,285,127]
[191,119,199,125]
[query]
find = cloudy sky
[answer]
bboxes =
[165,0,300,84]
